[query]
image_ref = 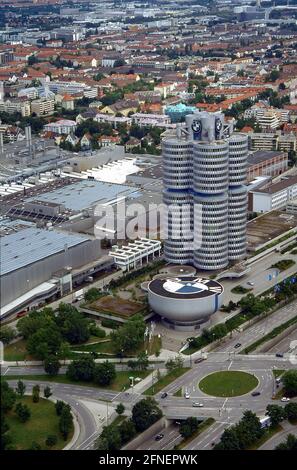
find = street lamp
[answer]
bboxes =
[129,376,135,394]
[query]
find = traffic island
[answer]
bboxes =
[199,370,259,397]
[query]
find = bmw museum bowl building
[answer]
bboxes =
[148,276,224,331]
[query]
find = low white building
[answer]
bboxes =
[131,113,171,127]
[251,175,297,212]
[44,119,77,135]
[109,238,161,271]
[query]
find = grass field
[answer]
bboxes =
[4,339,29,362]
[5,370,150,392]
[199,371,259,397]
[5,396,73,450]
[143,368,190,395]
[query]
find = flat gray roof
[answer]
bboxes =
[1,226,90,276]
[27,180,139,211]
[247,150,285,166]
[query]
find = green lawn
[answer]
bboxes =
[4,339,30,362]
[199,371,259,397]
[5,370,150,392]
[273,369,285,378]
[143,368,190,395]
[71,335,162,357]
[271,259,295,272]
[5,396,73,450]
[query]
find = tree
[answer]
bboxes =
[119,419,136,444]
[275,433,297,450]
[44,356,61,376]
[93,361,116,386]
[165,356,184,372]
[15,402,31,423]
[0,326,16,344]
[45,435,58,447]
[1,417,12,451]
[131,398,163,432]
[17,308,55,339]
[15,380,26,398]
[110,314,146,354]
[59,407,73,440]
[284,402,297,421]
[96,425,121,451]
[43,386,52,399]
[282,370,297,396]
[32,384,40,403]
[56,304,90,344]
[116,403,125,416]
[30,441,41,450]
[59,342,71,365]
[137,352,149,371]
[1,381,16,413]
[266,404,286,427]
[215,426,242,450]
[27,324,63,360]
[180,417,199,439]
[55,400,70,416]
[66,356,95,382]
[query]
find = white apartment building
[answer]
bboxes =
[131,113,171,127]
[244,105,289,131]
[43,119,77,135]
[31,98,55,116]
[251,175,297,212]
[94,113,132,126]
[0,100,31,117]
[249,133,296,153]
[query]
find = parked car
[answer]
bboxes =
[155,433,164,441]
[247,281,254,286]
[161,392,168,399]
[192,402,204,407]
[234,343,242,349]
[281,397,290,402]
[276,353,284,358]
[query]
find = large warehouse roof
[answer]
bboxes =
[27,180,138,211]
[1,226,90,276]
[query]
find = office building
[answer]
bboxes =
[162,111,248,271]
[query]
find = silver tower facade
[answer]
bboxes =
[163,111,248,271]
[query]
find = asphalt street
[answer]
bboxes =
[213,301,297,353]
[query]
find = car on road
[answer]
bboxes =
[184,392,190,399]
[155,433,164,441]
[161,392,168,399]
[276,353,284,358]
[251,391,261,397]
[281,397,290,402]
[234,343,242,349]
[192,402,204,407]
[194,358,205,364]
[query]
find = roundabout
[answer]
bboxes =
[198,371,259,398]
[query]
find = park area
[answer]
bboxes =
[5,396,73,450]
[199,371,259,397]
